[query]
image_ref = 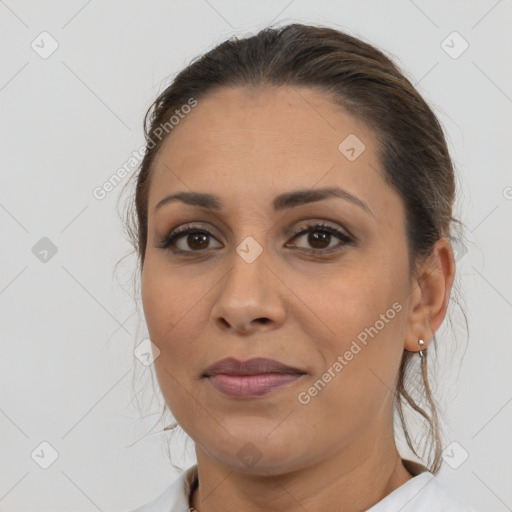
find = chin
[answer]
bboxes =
[202,432,307,476]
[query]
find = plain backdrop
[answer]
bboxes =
[1,0,511,511]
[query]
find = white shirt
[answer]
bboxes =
[128,460,475,512]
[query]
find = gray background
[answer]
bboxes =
[1,0,511,511]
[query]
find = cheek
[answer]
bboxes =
[290,263,388,335]
[141,256,213,365]
[140,261,203,408]
[142,256,193,335]
[292,270,406,433]
[291,260,406,379]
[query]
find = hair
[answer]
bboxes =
[122,22,468,475]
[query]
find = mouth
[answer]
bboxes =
[204,373,306,399]
[202,357,307,399]
[202,356,306,377]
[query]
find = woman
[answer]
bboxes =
[126,23,473,512]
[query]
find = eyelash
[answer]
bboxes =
[157,222,354,257]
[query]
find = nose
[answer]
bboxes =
[211,246,287,335]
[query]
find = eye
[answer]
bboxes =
[157,224,223,254]
[286,222,354,255]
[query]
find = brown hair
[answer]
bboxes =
[123,22,467,475]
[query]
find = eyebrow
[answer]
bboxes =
[154,186,373,216]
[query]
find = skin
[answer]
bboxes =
[141,85,456,512]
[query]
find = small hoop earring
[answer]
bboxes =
[418,339,425,360]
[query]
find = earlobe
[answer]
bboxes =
[404,325,433,353]
[403,237,456,353]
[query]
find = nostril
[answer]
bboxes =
[219,318,230,328]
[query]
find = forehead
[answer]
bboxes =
[154,85,374,162]
[148,86,395,219]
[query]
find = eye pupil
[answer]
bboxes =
[188,233,209,250]
[309,230,330,249]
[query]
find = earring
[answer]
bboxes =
[418,339,425,360]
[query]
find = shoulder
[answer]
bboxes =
[126,464,198,512]
[367,470,475,512]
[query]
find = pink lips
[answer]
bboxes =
[202,357,306,399]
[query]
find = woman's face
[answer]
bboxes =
[141,85,432,474]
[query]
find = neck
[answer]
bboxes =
[190,439,413,512]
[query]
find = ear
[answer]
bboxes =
[404,237,456,353]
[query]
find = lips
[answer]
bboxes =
[207,373,305,398]
[202,357,307,399]
[202,357,306,377]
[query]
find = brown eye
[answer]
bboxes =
[288,223,353,254]
[307,230,332,249]
[186,232,210,250]
[159,226,223,253]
